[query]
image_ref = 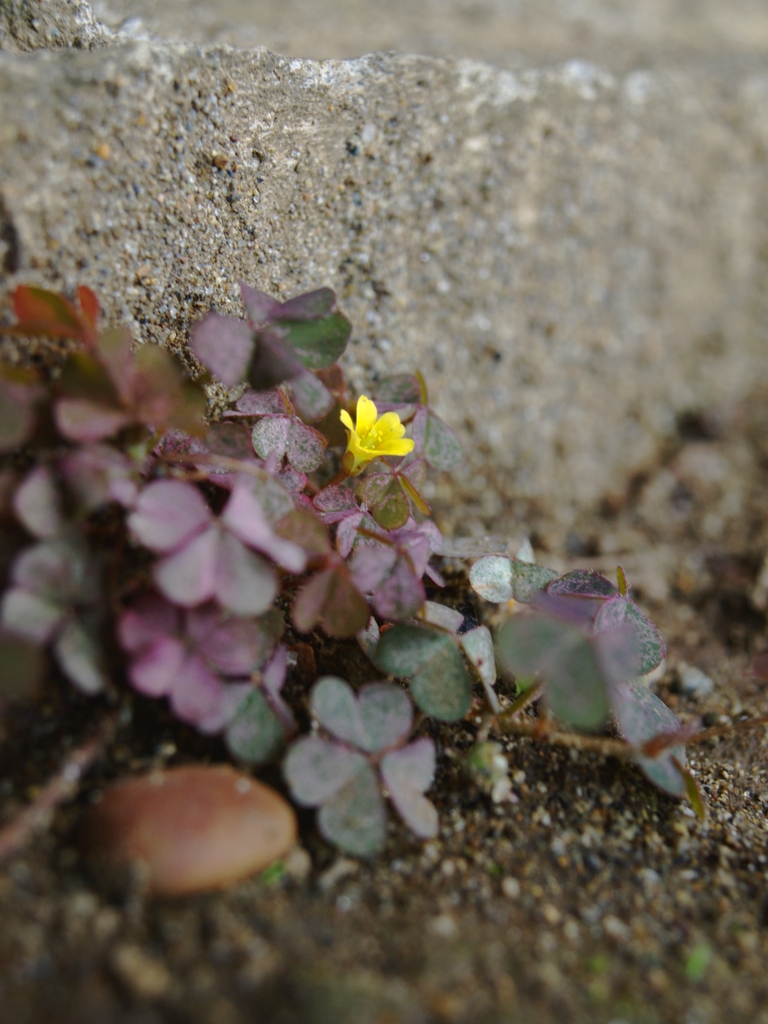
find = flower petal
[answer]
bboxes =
[372,411,407,442]
[355,395,378,436]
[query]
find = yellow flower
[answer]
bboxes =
[340,395,414,476]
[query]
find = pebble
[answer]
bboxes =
[83,765,296,895]
[677,662,715,698]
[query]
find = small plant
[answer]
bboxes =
[0,280,716,859]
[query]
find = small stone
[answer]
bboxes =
[83,764,296,895]
[501,876,520,898]
[111,943,171,999]
[677,662,715,698]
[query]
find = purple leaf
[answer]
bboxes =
[350,545,397,594]
[169,653,247,734]
[213,531,278,616]
[128,636,185,697]
[54,619,107,695]
[335,511,367,558]
[313,483,359,522]
[0,374,40,454]
[154,526,219,606]
[13,467,63,540]
[118,593,180,654]
[320,565,371,638]
[251,416,327,473]
[248,330,305,389]
[187,605,282,676]
[288,371,335,423]
[61,444,138,511]
[12,540,95,604]
[251,415,291,463]
[292,564,369,639]
[547,569,618,598]
[285,420,326,473]
[283,735,369,806]
[54,398,130,443]
[240,283,283,326]
[1,587,64,644]
[221,477,306,573]
[373,555,425,622]
[278,465,308,494]
[128,480,211,553]
[374,373,423,406]
[274,509,331,557]
[204,421,258,462]
[233,387,289,416]
[227,469,294,524]
[381,739,438,838]
[189,312,254,387]
[292,568,333,633]
[261,644,296,732]
[279,287,336,320]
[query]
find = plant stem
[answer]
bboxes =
[0,713,116,863]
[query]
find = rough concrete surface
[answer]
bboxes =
[1,7,767,542]
[4,6,768,1024]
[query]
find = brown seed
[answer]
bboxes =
[83,765,296,895]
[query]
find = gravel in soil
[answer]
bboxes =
[2,399,768,1024]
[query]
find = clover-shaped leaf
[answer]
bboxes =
[459,625,499,713]
[469,555,558,604]
[291,560,369,639]
[0,367,44,455]
[375,624,472,722]
[283,676,436,855]
[119,595,282,735]
[496,616,611,733]
[380,738,438,839]
[612,678,687,797]
[225,646,295,764]
[251,415,326,473]
[412,407,463,471]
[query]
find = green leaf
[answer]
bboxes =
[422,411,463,471]
[277,313,352,370]
[284,736,369,806]
[375,624,471,721]
[497,617,610,732]
[54,619,107,695]
[469,555,558,604]
[375,623,446,677]
[593,597,666,676]
[358,682,412,753]
[370,480,410,530]
[318,761,386,856]
[410,636,472,721]
[225,687,286,764]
